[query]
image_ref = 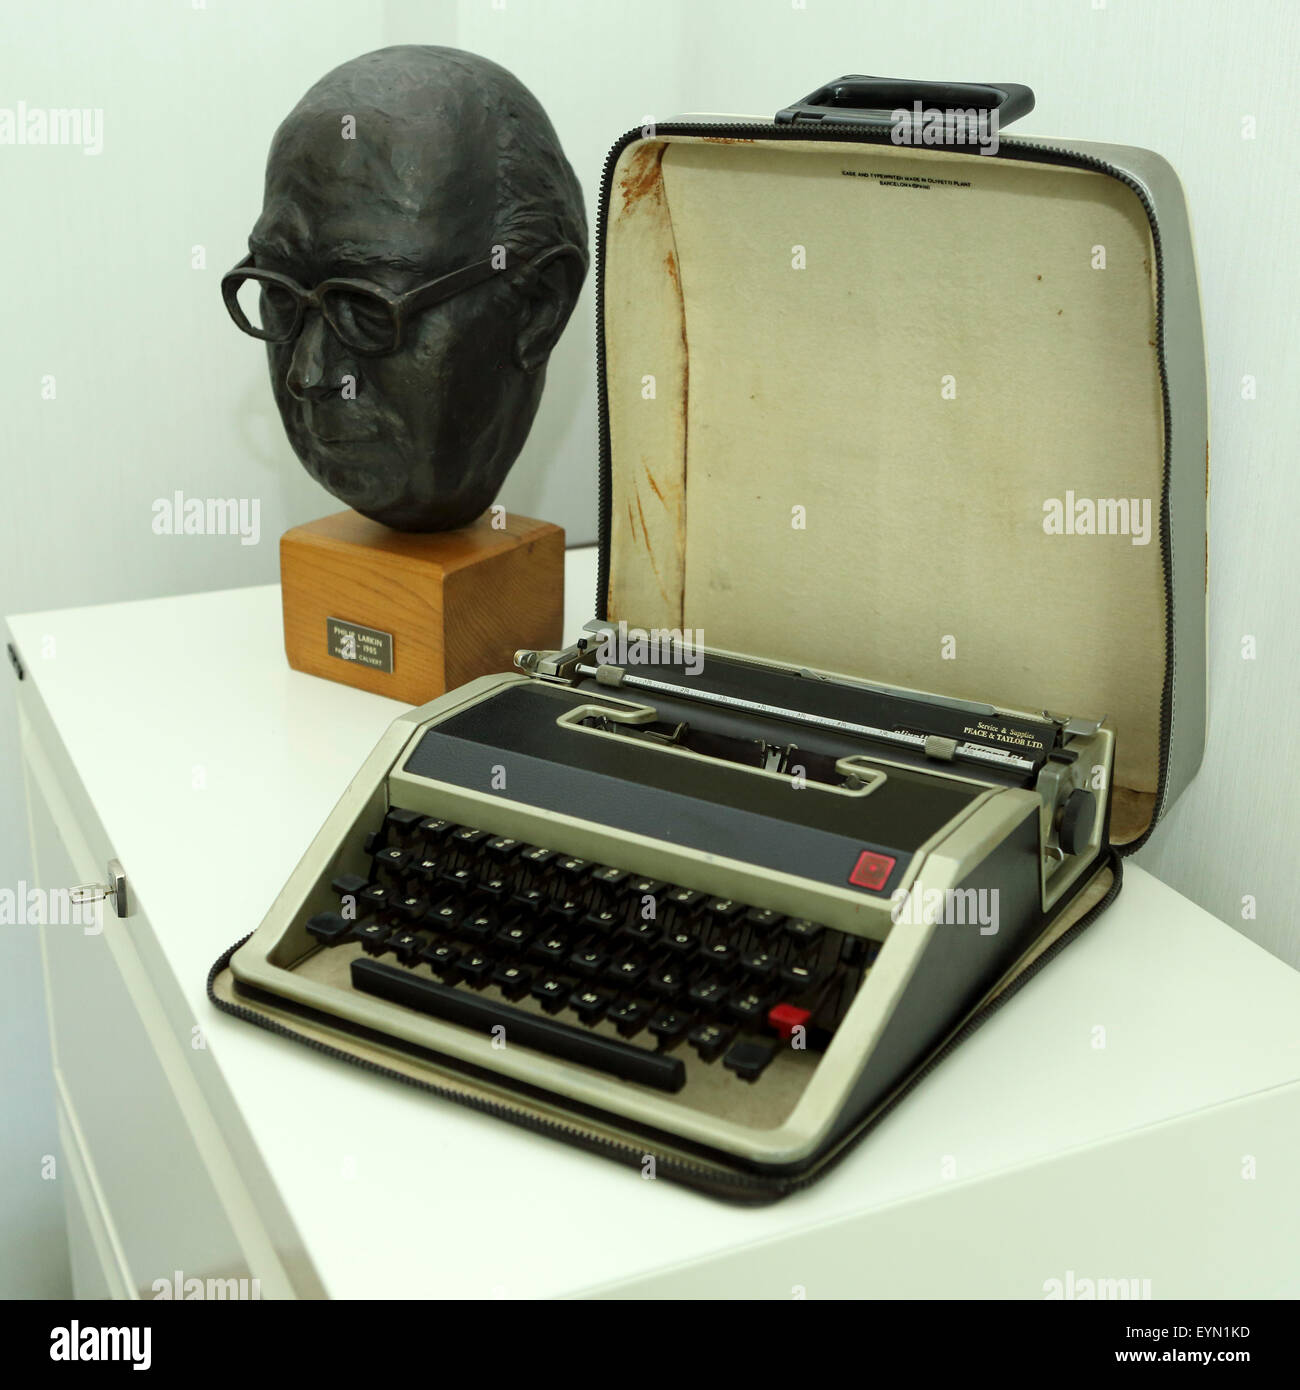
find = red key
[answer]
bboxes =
[849,849,896,891]
[768,1003,811,1041]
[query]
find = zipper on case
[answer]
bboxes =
[591,121,1175,854]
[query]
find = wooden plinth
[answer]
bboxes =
[280,509,564,705]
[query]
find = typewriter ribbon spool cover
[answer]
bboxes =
[214,76,1207,1199]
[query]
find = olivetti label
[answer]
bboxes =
[327,617,394,673]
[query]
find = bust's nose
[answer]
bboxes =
[285,311,340,400]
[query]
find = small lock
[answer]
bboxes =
[70,859,129,919]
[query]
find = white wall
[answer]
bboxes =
[3,0,1298,1295]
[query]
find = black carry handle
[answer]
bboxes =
[775,75,1034,129]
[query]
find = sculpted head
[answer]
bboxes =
[224,46,587,531]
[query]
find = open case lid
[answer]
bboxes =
[594,76,1208,852]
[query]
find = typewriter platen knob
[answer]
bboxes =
[1057,788,1097,857]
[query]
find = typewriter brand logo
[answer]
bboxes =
[1042,492,1152,546]
[591,621,705,676]
[890,884,999,935]
[889,102,1000,156]
[1043,1269,1152,1301]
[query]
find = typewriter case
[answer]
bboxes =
[212,78,1207,1202]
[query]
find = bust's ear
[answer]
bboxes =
[512,244,588,373]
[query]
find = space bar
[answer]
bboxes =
[351,959,686,1093]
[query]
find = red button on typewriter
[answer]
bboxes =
[848,850,896,891]
[768,1003,811,1040]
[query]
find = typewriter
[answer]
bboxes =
[229,623,1113,1172]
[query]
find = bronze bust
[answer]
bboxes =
[223,46,587,532]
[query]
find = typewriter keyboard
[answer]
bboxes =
[302,805,879,1093]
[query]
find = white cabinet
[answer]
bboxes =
[9,574,1300,1300]
[17,682,302,1299]
[27,774,249,1297]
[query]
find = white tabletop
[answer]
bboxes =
[9,551,1300,1298]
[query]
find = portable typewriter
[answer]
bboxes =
[217,74,1206,1194]
[226,626,1114,1171]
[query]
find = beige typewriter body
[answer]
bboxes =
[231,654,1114,1168]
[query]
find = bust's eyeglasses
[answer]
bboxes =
[221,245,576,357]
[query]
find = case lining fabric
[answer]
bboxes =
[603,135,1165,844]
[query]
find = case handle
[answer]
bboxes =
[775,75,1034,130]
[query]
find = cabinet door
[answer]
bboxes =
[27,768,253,1299]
